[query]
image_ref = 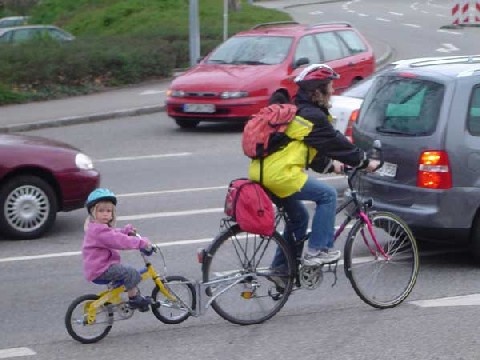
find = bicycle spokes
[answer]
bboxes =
[203,226,294,325]
[344,212,419,308]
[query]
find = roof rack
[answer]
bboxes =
[307,22,352,29]
[409,55,480,68]
[251,21,300,30]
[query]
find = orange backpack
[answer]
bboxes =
[242,104,297,159]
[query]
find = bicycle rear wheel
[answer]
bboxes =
[65,294,113,344]
[344,211,419,309]
[202,224,295,325]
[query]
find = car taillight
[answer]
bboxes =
[345,109,359,143]
[417,151,452,189]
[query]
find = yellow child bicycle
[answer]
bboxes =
[65,244,196,344]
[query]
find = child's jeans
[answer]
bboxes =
[94,264,141,290]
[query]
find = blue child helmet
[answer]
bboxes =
[86,188,117,213]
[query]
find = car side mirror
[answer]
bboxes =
[293,57,309,69]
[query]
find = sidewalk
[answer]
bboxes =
[0,0,392,133]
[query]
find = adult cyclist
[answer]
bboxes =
[248,64,380,278]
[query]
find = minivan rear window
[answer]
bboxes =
[358,76,444,136]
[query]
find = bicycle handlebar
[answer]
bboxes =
[134,232,158,256]
[345,139,384,191]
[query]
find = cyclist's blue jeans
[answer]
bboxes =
[271,176,337,270]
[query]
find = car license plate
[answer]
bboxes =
[183,104,215,113]
[376,161,397,177]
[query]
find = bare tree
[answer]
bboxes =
[228,0,241,12]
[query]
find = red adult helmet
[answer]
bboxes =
[294,64,340,91]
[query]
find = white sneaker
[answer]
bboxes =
[303,249,341,266]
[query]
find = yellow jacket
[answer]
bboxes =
[248,116,318,198]
[248,89,367,198]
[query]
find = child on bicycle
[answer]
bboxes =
[82,188,153,310]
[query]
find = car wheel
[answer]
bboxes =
[175,119,200,129]
[0,175,57,239]
[470,214,480,263]
[269,92,289,105]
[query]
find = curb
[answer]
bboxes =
[0,105,165,133]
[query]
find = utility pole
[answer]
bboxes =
[189,0,200,67]
[223,0,228,41]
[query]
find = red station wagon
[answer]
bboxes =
[166,21,375,128]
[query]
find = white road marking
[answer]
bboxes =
[95,152,192,162]
[376,17,391,22]
[427,0,449,10]
[0,348,36,359]
[389,11,404,16]
[410,294,480,307]
[403,23,421,28]
[436,43,460,53]
[310,10,323,15]
[358,13,368,17]
[0,223,358,264]
[0,238,216,263]
[139,90,165,95]
[437,29,461,35]
[436,13,447,17]
[118,207,224,221]
[118,186,227,198]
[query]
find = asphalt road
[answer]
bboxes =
[0,111,479,360]
[2,1,480,359]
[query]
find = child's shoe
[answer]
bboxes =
[128,294,151,312]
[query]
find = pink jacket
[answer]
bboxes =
[82,222,150,281]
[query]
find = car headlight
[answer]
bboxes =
[75,153,94,170]
[220,91,249,99]
[167,89,186,97]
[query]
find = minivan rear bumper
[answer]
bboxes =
[349,175,479,243]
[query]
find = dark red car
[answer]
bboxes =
[0,133,100,239]
[166,21,375,129]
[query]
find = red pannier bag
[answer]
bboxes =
[224,179,275,236]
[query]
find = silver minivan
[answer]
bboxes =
[352,55,480,259]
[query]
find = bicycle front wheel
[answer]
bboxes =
[203,224,295,325]
[344,211,419,309]
[65,294,113,344]
[151,275,196,324]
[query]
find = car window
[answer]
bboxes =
[48,28,69,40]
[293,35,320,65]
[467,86,480,136]
[206,36,293,65]
[359,76,445,136]
[314,32,347,62]
[0,31,10,43]
[11,28,35,42]
[336,30,367,55]
[1,19,16,27]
